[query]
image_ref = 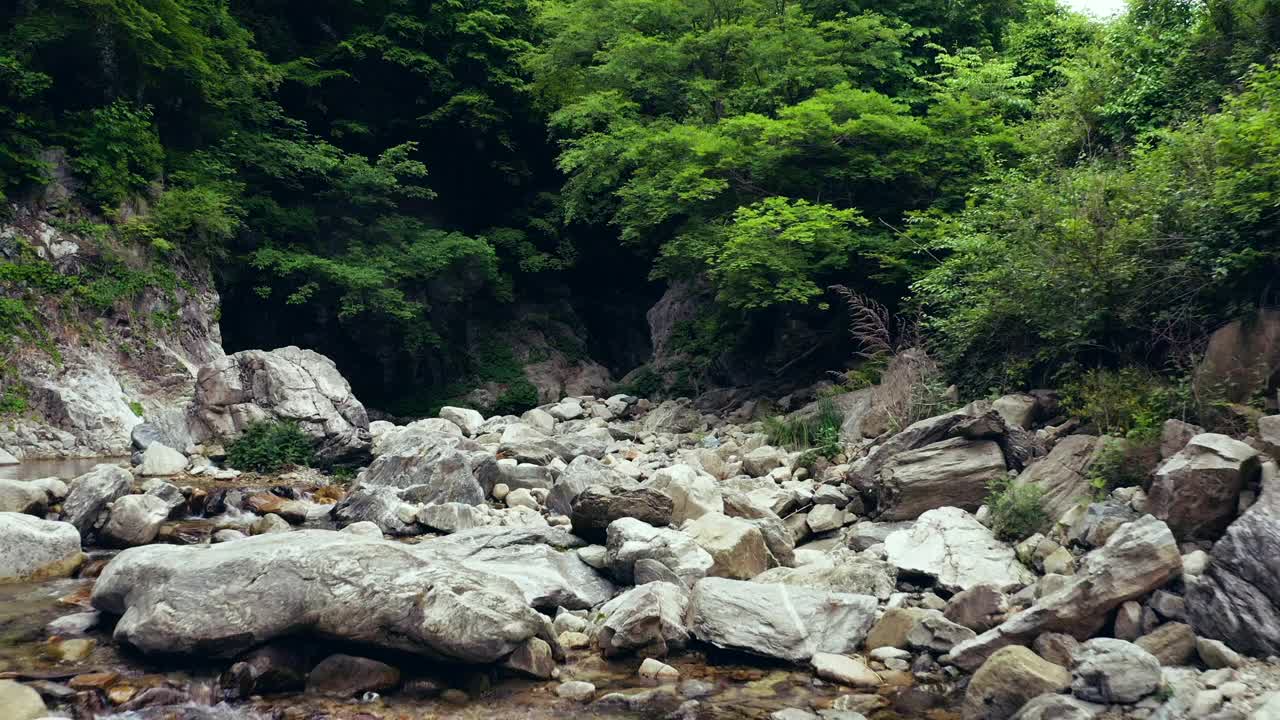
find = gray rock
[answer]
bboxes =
[598,581,691,657]
[504,636,557,679]
[884,507,1034,593]
[439,406,485,436]
[907,612,978,653]
[1010,694,1103,720]
[1149,433,1260,540]
[0,479,50,514]
[877,438,1007,520]
[418,502,485,533]
[499,423,567,465]
[993,394,1039,430]
[306,654,400,696]
[547,455,619,516]
[846,521,912,551]
[688,577,878,662]
[1066,500,1139,548]
[606,517,714,587]
[646,464,724,524]
[190,346,371,463]
[570,483,673,540]
[47,611,100,636]
[101,494,171,547]
[1070,638,1162,704]
[137,442,187,476]
[685,512,770,580]
[333,486,419,536]
[62,464,133,534]
[722,490,797,568]
[754,548,896,599]
[358,428,483,506]
[946,515,1182,671]
[0,513,83,583]
[1196,638,1244,669]
[807,504,845,533]
[742,446,786,477]
[91,530,552,662]
[557,680,596,702]
[1015,435,1105,526]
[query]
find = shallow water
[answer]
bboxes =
[0,456,129,481]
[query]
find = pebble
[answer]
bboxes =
[555,680,596,702]
[639,658,680,682]
[492,483,510,501]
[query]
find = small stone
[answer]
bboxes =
[1182,550,1210,578]
[1115,601,1143,641]
[638,658,680,683]
[507,488,539,510]
[107,685,138,704]
[558,631,591,649]
[811,653,881,688]
[1135,622,1197,666]
[1042,547,1076,575]
[251,513,291,535]
[0,680,46,720]
[1197,638,1244,669]
[1148,590,1186,621]
[493,483,511,501]
[1219,681,1248,699]
[306,654,401,697]
[1190,689,1225,717]
[556,680,596,702]
[69,672,118,690]
[1032,633,1080,668]
[47,637,94,663]
[504,637,556,679]
[869,647,911,661]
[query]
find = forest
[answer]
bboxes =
[2,0,1279,416]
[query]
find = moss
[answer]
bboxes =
[128,401,144,417]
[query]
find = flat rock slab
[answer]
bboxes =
[885,507,1034,594]
[91,530,551,663]
[688,577,878,662]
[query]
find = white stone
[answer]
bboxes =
[885,507,1035,593]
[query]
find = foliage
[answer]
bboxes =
[620,366,665,399]
[492,378,540,417]
[69,101,164,208]
[226,420,315,473]
[764,398,843,458]
[1060,367,1181,437]
[986,475,1048,542]
[1087,435,1159,499]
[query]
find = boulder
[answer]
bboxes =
[743,446,786,477]
[1010,694,1103,720]
[499,423,567,465]
[0,513,84,583]
[945,584,1009,633]
[418,502,486,534]
[100,494,171,547]
[946,515,1182,671]
[1161,419,1204,459]
[1014,435,1105,525]
[62,464,133,535]
[993,394,1039,430]
[0,478,50,515]
[806,504,845,533]
[306,654,400,697]
[606,518,714,587]
[1149,433,1260,541]
[684,512,770,580]
[439,406,485,437]
[0,680,46,720]
[865,607,930,651]
[333,486,420,536]
[358,428,483,506]
[1069,638,1162,704]
[505,636,558,679]
[884,507,1035,593]
[191,346,371,462]
[811,653,881,688]
[754,549,896,599]
[598,582,691,658]
[570,484,673,540]
[854,406,1004,483]
[1135,622,1197,666]
[137,442,187,477]
[1187,460,1280,656]
[907,612,978,653]
[646,464,723,524]
[688,577,878,662]
[876,438,1006,520]
[91,530,552,662]
[547,455,620,516]
[962,646,1070,720]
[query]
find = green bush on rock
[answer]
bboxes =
[226,421,314,474]
[986,475,1047,542]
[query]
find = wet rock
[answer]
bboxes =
[685,512,770,580]
[1015,435,1105,526]
[1187,460,1280,656]
[1135,622,1197,666]
[688,577,878,662]
[62,464,132,535]
[557,680,596,702]
[137,442,187,477]
[251,513,291,535]
[1070,638,1162,704]
[191,346,371,463]
[1149,433,1260,540]
[598,581,690,658]
[306,654,400,697]
[812,653,881,688]
[885,507,1034,593]
[877,438,1007,520]
[225,643,309,695]
[0,513,84,583]
[47,611,100,637]
[962,646,1070,720]
[945,584,1009,633]
[639,657,680,682]
[606,517,714,587]
[101,494,171,547]
[755,549,896,599]
[570,483,673,539]
[92,530,551,661]
[0,680,47,720]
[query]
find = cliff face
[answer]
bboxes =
[0,203,223,459]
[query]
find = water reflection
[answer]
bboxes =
[0,457,128,481]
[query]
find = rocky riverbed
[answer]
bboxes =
[6,349,1280,720]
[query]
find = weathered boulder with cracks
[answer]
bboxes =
[1014,435,1105,526]
[597,581,691,658]
[946,515,1182,671]
[62,464,133,535]
[357,428,483,506]
[101,494,172,547]
[885,507,1035,593]
[754,548,896,599]
[606,518,714,587]
[91,530,553,662]
[688,577,878,662]
[877,438,1007,520]
[570,483,673,540]
[0,512,84,583]
[191,346,371,463]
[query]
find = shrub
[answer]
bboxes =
[226,420,314,473]
[492,378,539,417]
[986,475,1048,542]
[1087,435,1159,499]
[1061,367,1180,437]
[765,397,843,458]
[69,100,164,208]
[619,365,664,398]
